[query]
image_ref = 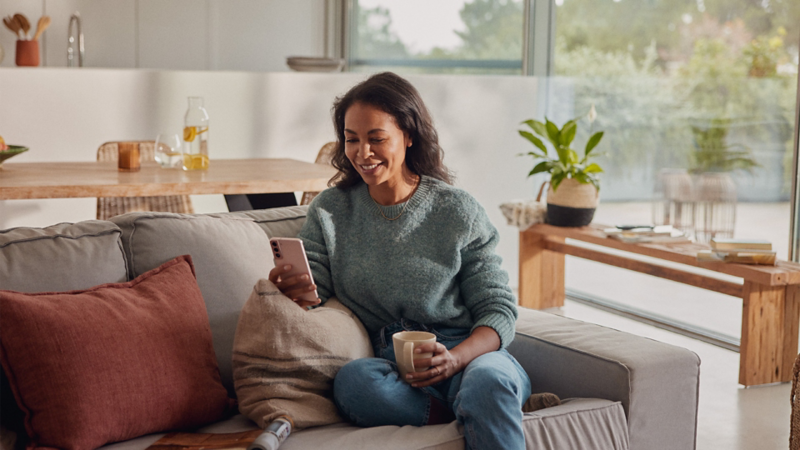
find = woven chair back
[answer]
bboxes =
[96,141,194,220]
[300,142,337,206]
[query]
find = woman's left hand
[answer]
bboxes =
[406,342,463,388]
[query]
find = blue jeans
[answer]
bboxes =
[333,319,532,450]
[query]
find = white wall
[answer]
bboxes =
[0,68,547,289]
[0,0,324,71]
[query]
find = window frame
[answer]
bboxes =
[329,0,554,76]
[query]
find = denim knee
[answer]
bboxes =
[333,357,429,427]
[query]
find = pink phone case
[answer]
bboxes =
[269,238,318,303]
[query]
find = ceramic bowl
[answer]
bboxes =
[286,56,345,72]
[0,146,30,166]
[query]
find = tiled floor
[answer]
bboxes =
[545,202,794,450]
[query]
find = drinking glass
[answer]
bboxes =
[154,134,183,169]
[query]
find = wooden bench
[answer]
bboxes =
[519,223,800,386]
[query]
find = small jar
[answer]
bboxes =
[117,142,141,172]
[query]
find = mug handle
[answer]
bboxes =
[404,341,416,373]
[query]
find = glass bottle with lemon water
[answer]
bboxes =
[183,97,209,170]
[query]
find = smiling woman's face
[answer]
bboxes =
[344,102,413,195]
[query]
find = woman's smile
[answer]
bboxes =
[343,101,417,205]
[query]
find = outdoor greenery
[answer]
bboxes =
[688,118,759,174]
[353,0,799,196]
[518,111,605,191]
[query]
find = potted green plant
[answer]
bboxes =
[518,108,605,227]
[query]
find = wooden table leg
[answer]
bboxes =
[739,282,800,386]
[519,230,565,310]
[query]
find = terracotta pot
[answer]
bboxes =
[15,40,39,67]
[540,178,599,227]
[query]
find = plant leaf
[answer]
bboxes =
[545,118,561,147]
[568,149,579,165]
[550,172,566,191]
[518,131,549,155]
[585,131,604,156]
[522,119,548,139]
[528,161,553,177]
[584,163,604,173]
[573,172,590,184]
[561,121,577,147]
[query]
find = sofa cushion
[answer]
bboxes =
[509,307,700,450]
[522,398,628,449]
[0,220,129,445]
[233,280,373,429]
[0,221,128,292]
[0,255,236,450]
[208,205,308,239]
[110,212,275,395]
[97,398,627,450]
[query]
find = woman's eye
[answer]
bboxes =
[370,138,385,144]
[345,138,358,143]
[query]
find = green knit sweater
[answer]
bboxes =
[298,176,518,348]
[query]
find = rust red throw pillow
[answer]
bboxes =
[0,255,236,450]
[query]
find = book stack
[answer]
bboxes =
[603,225,691,244]
[696,238,776,265]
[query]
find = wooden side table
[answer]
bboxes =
[519,223,800,386]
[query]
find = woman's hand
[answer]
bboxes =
[405,342,464,388]
[405,326,501,388]
[268,264,321,309]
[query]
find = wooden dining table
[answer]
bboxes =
[0,159,337,200]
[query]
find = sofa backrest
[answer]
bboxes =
[0,206,309,438]
[0,221,128,292]
[109,206,309,395]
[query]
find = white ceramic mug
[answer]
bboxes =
[392,331,436,382]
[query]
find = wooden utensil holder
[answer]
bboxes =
[15,40,39,67]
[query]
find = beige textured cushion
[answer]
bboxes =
[232,279,373,430]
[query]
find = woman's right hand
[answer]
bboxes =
[268,264,321,309]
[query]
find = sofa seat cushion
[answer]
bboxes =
[110,212,276,395]
[522,398,628,449]
[98,398,627,450]
[0,255,236,450]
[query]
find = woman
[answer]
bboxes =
[269,72,532,449]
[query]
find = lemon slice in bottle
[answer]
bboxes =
[183,126,197,142]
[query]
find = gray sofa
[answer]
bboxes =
[0,206,700,450]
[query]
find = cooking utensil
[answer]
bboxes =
[33,15,50,41]
[3,16,22,39]
[13,13,30,39]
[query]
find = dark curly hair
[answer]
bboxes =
[329,72,453,189]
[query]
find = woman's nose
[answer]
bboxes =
[358,144,372,159]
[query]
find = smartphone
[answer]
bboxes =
[269,237,318,304]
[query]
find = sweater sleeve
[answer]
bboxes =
[297,201,334,303]
[458,204,518,349]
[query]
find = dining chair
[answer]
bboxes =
[96,141,194,220]
[300,141,337,205]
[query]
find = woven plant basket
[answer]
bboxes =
[538,178,599,227]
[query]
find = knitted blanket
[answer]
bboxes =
[232,279,373,429]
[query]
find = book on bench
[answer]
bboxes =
[697,249,776,265]
[709,238,772,251]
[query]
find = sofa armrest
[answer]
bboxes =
[507,307,700,450]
